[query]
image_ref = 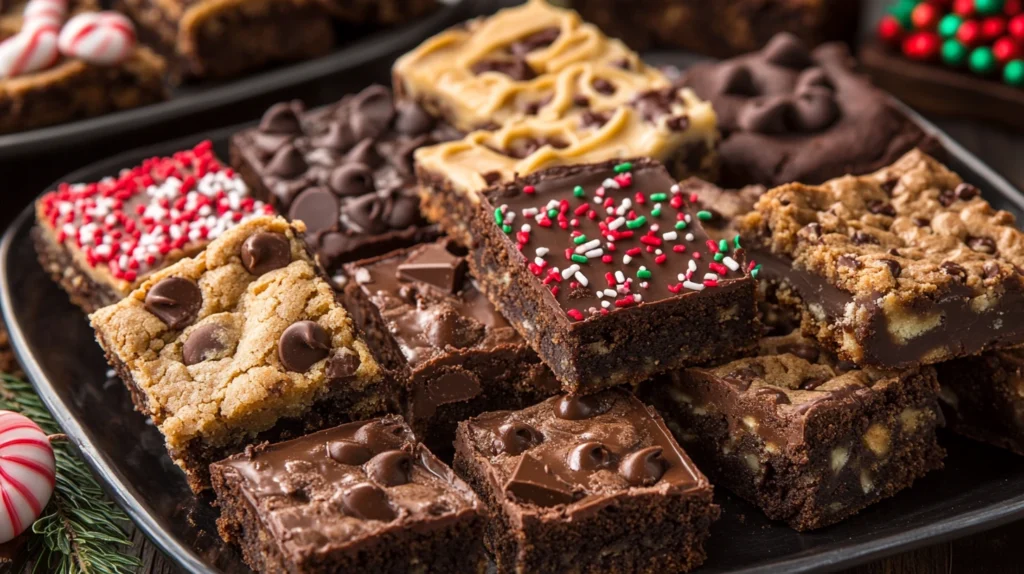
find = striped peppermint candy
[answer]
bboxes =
[58,11,136,66]
[22,0,68,29]
[0,19,60,79]
[0,411,55,544]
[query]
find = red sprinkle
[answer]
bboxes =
[567,308,584,321]
[655,254,667,264]
[673,245,687,253]
[626,247,642,256]
[523,185,536,194]
[667,283,683,293]
[709,262,728,275]
[703,279,719,288]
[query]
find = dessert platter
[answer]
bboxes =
[5,1,1024,572]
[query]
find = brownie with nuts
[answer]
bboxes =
[341,240,558,454]
[231,86,457,273]
[34,140,274,314]
[741,149,1024,369]
[639,331,944,531]
[937,349,1024,456]
[454,390,718,573]
[90,216,392,492]
[465,158,757,394]
[681,33,938,188]
[211,415,486,574]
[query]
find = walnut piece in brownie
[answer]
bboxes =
[90,216,389,492]
[937,350,1024,456]
[454,390,718,573]
[464,158,757,394]
[34,141,274,313]
[211,415,487,574]
[341,240,558,454]
[741,149,1024,369]
[681,33,937,187]
[231,86,457,273]
[640,331,944,531]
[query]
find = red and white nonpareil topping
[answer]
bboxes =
[39,141,275,283]
[0,411,56,544]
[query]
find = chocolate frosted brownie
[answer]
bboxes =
[937,350,1024,456]
[466,158,757,394]
[454,390,718,573]
[91,216,390,491]
[640,331,944,531]
[741,149,1024,369]
[567,0,860,56]
[211,415,486,574]
[34,140,274,313]
[341,240,558,454]
[116,0,333,79]
[231,86,456,273]
[681,33,937,187]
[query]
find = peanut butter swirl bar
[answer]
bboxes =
[91,216,390,492]
[740,150,1024,369]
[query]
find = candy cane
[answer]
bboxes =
[0,411,56,544]
[58,11,136,66]
[0,19,60,79]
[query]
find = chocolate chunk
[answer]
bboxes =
[259,102,302,134]
[835,360,858,373]
[496,422,544,456]
[837,255,861,269]
[592,78,616,95]
[938,188,957,207]
[793,87,839,132]
[851,230,878,245]
[567,442,614,472]
[554,395,602,420]
[867,200,896,217]
[253,132,292,157]
[326,347,361,381]
[795,67,834,93]
[413,371,482,419]
[800,222,823,241]
[349,86,395,141]
[397,243,467,293]
[762,33,813,69]
[508,27,559,57]
[572,95,590,107]
[719,64,758,96]
[470,59,536,81]
[182,324,228,365]
[633,89,675,122]
[619,446,666,486]
[365,450,413,487]
[779,343,820,363]
[288,187,339,235]
[955,183,980,201]
[738,95,794,134]
[328,163,374,197]
[580,110,611,129]
[799,376,828,390]
[984,261,1001,279]
[264,144,307,179]
[327,440,372,465]
[341,483,395,521]
[967,236,997,255]
[505,454,575,506]
[393,100,434,136]
[666,115,690,131]
[354,419,409,451]
[240,232,291,275]
[278,320,330,372]
[312,121,354,152]
[145,277,203,329]
[882,259,902,279]
[382,190,421,230]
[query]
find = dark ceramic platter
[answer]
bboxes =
[6,95,1024,574]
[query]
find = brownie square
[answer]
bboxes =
[465,158,758,394]
[454,390,718,573]
[90,216,393,491]
[211,415,487,574]
[741,149,1024,369]
[640,331,945,531]
[341,240,559,454]
[937,349,1024,456]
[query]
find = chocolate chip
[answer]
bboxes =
[967,236,997,255]
[382,190,421,229]
[572,95,590,107]
[795,67,834,93]
[496,422,543,455]
[348,85,395,141]
[182,324,227,365]
[365,450,413,487]
[328,163,374,197]
[914,216,931,227]
[508,27,559,56]
[554,395,603,420]
[984,261,1001,279]
[762,33,813,69]
[580,110,612,129]
[240,232,291,275]
[522,95,552,115]
[867,200,896,217]
[881,179,899,194]
[505,136,568,159]
[739,95,794,134]
[835,360,858,373]
[326,347,361,382]
[882,259,902,279]
[393,100,434,136]
[666,115,691,131]
[567,442,614,472]
[619,446,666,486]
[837,255,861,269]
[341,483,395,521]
[288,187,339,235]
[938,188,956,207]
[278,320,330,372]
[258,101,302,134]
[800,222,823,242]
[344,138,382,169]
[940,261,967,282]
[264,144,307,178]
[799,376,828,391]
[592,78,616,95]
[780,343,820,363]
[353,419,408,451]
[145,277,202,329]
[955,183,980,201]
[719,64,758,96]
[312,121,354,152]
[851,230,878,245]
[470,58,536,81]
[633,89,677,122]
[327,440,372,465]
[793,86,839,132]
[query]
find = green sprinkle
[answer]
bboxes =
[625,215,647,229]
[714,252,724,262]
[651,208,662,217]
[614,162,632,174]
[751,264,762,279]
[548,208,558,218]
[733,235,742,250]
[637,269,652,279]
[502,224,513,234]
[718,239,728,253]
[675,221,687,230]
[573,185,585,198]
[571,254,588,264]
[696,210,713,221]
[573,235,588,245]
[494,208,504,225]
[650,193,668,201]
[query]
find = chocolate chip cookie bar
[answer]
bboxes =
[680,33,938,187]
[341,240,558,454]
[639,331,944,531]
[34,140,274,313]
[453,390,718,573]
[90,216,390,492]
[231,86,457,273]
[464,158,757,394]
[741,149,1024,369]
[937,350,1024,456]
[211,416,487,574]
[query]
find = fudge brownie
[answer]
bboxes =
[465,158,757,394]
[639,331,945,531]
[115,0,333,80]
[34,140,274,313]
[937,350,1024,456]
[741,149,1024,369]
[453,390,718,573]
[567,0,861,56]
[231,86,457,273]
[341,240,558,454]
[681,33,938,188]
[211,416,487,574]
[90,216,391,491]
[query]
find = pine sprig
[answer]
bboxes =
[0,374,140,574]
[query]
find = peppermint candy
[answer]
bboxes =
[0,19,59,79]
[22,0,67,28]
[58,11,136,66]
[0,411,56,544]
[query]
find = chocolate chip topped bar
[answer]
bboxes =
[453,390,718,573]
[90,216,390,492]
[341,240,558,454]
[937,350,1024,456]
[464,158,757,394]
[741,149,1024,369]
[34,141,274,313]
[640,331,944,531]
[231,86,457,272]
[211,416,487,574]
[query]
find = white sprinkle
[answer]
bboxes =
[640,281,649,289]
[603,178,620,189]
[704,273,719,281]
[602,300,611,308]
[683,281,705,291]
[608,217,626,230]
[535,247,549,257]
[597,291,604,298]
[585,248,603,258]
[546,200,560,210]
[615,271,626,284]
[685,233,695,241]
[663,231,678,241]
[593,196,603,204]
[688,260,698,273]
[535,257,545,266]
[523,208,539,217]
[650,224,660,232]
[623,254,632,265]
[596,187,605,197]
[724,256,739,271]
[574,271,589,286]
[521,223,531,233]
[504,212,516,224]
[604,289,617,298]
[633,293,642,302]
[671,184,681,194]
[655,249,663,255]
[562,264,580,280]
[575,239,601,253]
[678,273,687,281]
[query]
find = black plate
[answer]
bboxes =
[0,0,469,161]
[6,105,1024,574]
